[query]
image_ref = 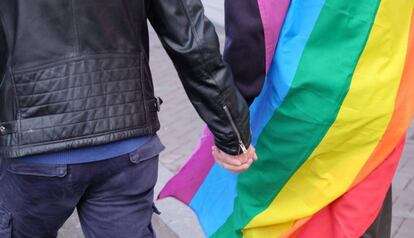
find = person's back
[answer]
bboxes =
[0,1,256,237]
[0,0,250,158]
[0,1,160,158]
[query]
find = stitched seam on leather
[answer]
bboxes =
[19,87,140,110]
[139,52,149,125]
[20,96,141,117]
[18,91,154,120]
[14,64,140,86]
[19,107,146,132]
[14,125,155,148]
[9,69,21,147]
[70,0,80,54]
[13,53,141,74]
[17,75,139,98]
[18,67,141,108]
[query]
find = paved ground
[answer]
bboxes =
[391,125,414,238]
[56,5,414,237]
[202,0,225,25]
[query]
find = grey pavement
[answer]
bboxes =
[56,3,413,237]
[391,125,414,238]
[201,0,225,26]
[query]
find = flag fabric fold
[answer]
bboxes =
[159,0,414,237]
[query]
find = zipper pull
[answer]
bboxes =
[240,141,248,154]
[223,105,248,154]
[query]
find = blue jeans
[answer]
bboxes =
[0,137,164,238]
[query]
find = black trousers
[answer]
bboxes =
[0,137,164,238]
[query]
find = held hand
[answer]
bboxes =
[212,145,258,173]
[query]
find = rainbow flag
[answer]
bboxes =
[159,0,414,237]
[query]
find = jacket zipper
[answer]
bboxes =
[223,105,248,154]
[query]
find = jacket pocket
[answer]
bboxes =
[128,136,165,164]
[0,207,11,238]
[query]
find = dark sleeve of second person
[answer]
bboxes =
[148,0,251,155]
[0,20,7,81]
[224,0,266,105]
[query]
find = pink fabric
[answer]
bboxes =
[257,0,291,72]
[295,138,405,238]
[158,127,215,204]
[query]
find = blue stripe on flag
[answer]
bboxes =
[189,164,238,236]
[250,0,326,145]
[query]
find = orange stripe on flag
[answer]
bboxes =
[352,8,414,187]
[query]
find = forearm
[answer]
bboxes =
[148,0,251,155]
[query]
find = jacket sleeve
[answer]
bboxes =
[148,0,251,155]
[224,0,266,105]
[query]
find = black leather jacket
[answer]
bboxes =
[0,0,251,159]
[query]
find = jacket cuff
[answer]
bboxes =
[214,132,251,156]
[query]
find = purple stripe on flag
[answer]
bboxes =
[257,0,291,72]
[158,127,215,204]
